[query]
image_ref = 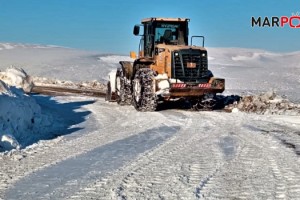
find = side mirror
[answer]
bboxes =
[133,25,140,36]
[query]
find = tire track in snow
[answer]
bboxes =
[1,98,173,199]
[69,112,300,200]
[5,125,180,199]
[248,119,300,199]
[69,111,229,200]
[198,115,300,199]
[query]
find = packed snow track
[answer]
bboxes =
[0,96,299,200]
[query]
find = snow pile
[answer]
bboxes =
[231,91,300,115]
[77,80,105,90]
[0,67,34,93]
[0,81,37,151]
[0,70,53,152]
[32,76,106,91]
[98,55,133,63]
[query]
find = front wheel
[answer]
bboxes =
[132,68,158,112]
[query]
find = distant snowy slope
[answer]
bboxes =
[208,47,300,68]
[0,43,132,82]
[207,48,300,102]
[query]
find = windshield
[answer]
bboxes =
[154,22,187,45]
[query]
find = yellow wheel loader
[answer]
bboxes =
[106,17,225,111]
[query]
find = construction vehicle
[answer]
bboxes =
[106,17,225,111]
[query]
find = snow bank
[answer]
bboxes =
[0,69,52,152]
[229,91,300,115]
[32,76,106,91]
[98,55,134,63]
[0,67,34,93]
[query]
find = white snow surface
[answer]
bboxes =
[0,79,54,152]
[207,47,300,103]
[0,43,132,83]
[0,43,300,199]
[0,67,34,93]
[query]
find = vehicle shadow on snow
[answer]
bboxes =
[25,95,96,148]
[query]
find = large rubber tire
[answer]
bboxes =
[132,68,158,112]
[116,69,132,106]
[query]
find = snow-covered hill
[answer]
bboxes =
[0,43,132,83]
[208,47,300,102]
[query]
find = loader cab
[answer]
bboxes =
[134,18,189,57]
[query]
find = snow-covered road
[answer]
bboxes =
[1,96,300,199]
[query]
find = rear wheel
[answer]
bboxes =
[116,69,132,105]
[132,68,158,112]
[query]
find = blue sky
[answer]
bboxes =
[0,0,299,54]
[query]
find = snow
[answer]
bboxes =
[0,67,34,93]
[0,43,15,50]
[1,134,20,151]
[32,76,105,91]
[98,55,134,63]
[0,67,55,152]
[231,108,239,113]
[0,42,300,199]
[207,47,300,103]
[0,43,127,83]
[0,77,57,152]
